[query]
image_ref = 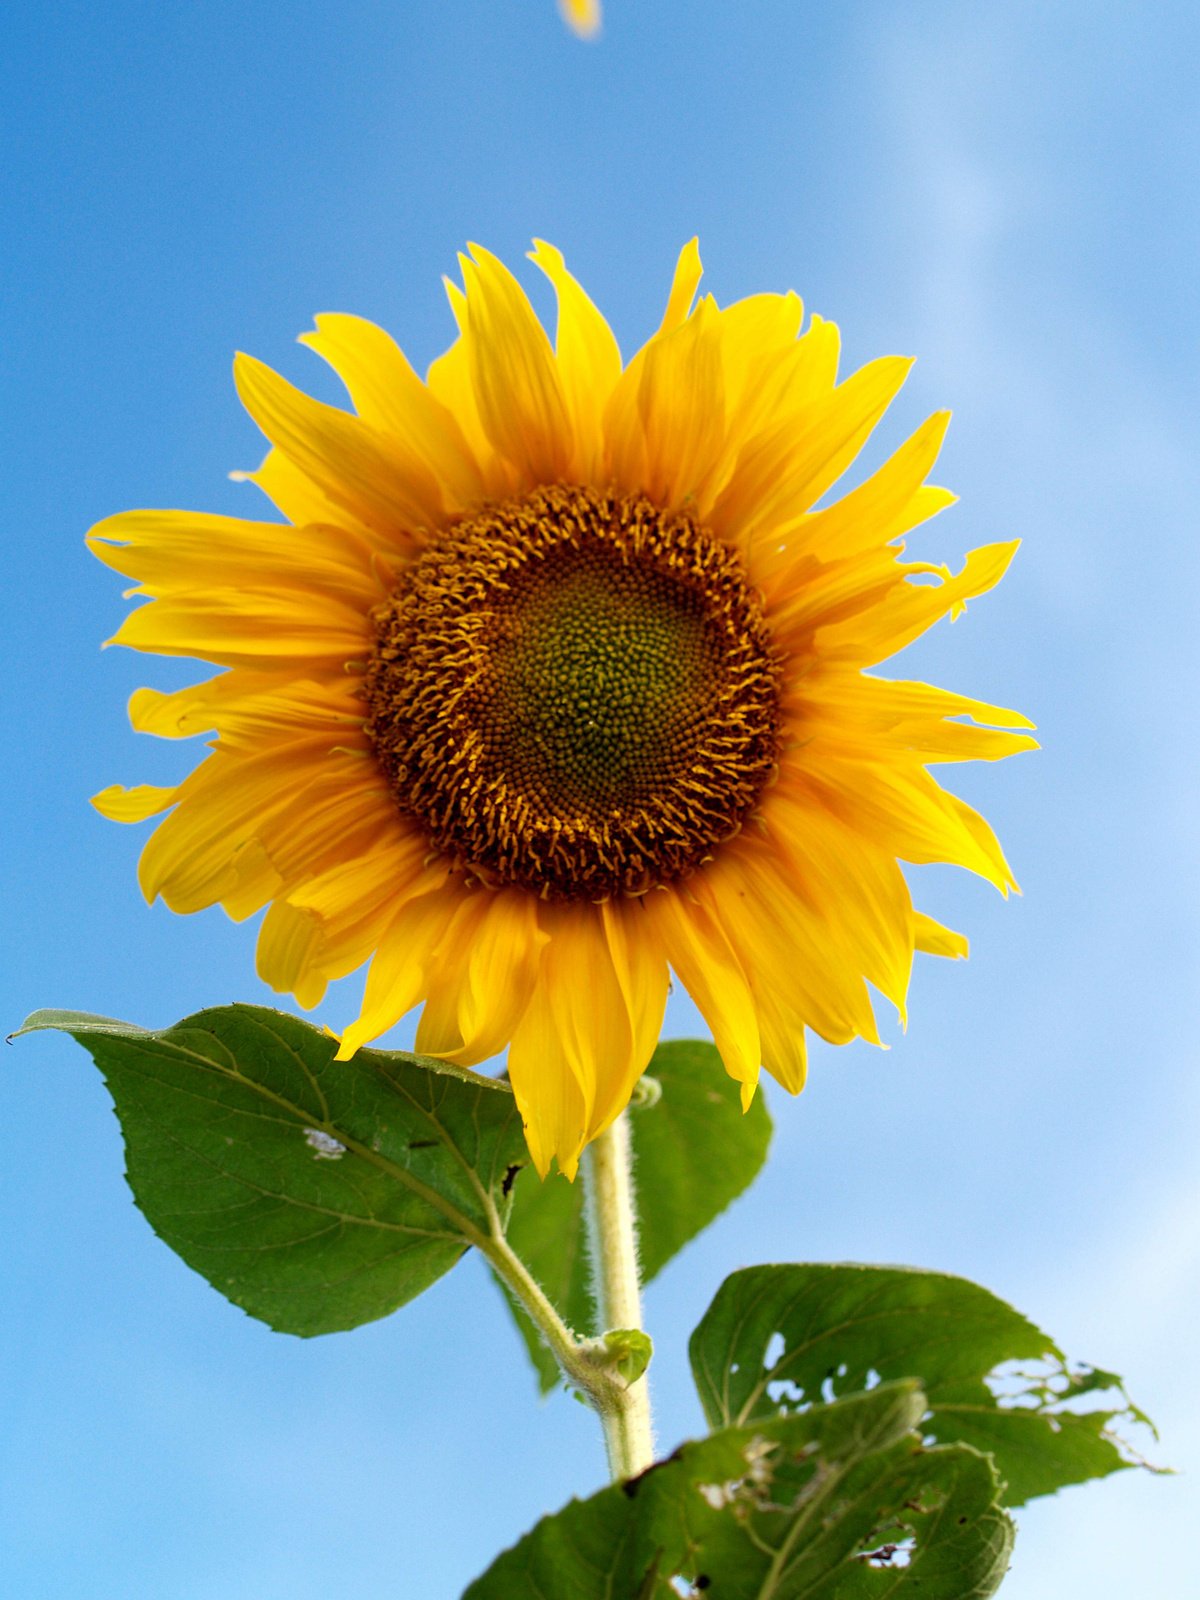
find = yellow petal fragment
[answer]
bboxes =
[254,756,394,878]
[559,0,601,37]
[708,836,887,1046]
[913,912,969,960]
[506,977,590,1181]
[771,805,914,1024]
[786,759,1017,894]
[282,836,436,988]
[591,898,670,1135]
[133,740,333,914]
[780,673,1039,769]
[425,281,515,496]
[709,292,804,466]
[91,783,178,823]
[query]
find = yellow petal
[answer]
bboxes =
[528,239,622,479]
[336,884,463,1059]
[642,880,761,1096]
[88,510,387,604]
[129,672,364,748]
[299,313,486,510]
[763,796,914,1021]
[91,783,178,823]
[134,741,331,914]
[558,0,601,37]
[779,672,1039,769]
[636,299,728,510]
[704,837,886,1046]
[590,897,669,1135]
[783,759,1017,894]
[425,282,514,497]
[757,1003,809,1096]
[505,973,590,1181]
[107,588,371,671]
[711,355,914,550]
[506,901,665,1179]
[256,900,327,1008]
[816,541,1022,668]
[913,912,969,960]
[415,890,546,1067]
[456,246,572,485]
[658,238,703,334]
[234,352,441,545]
[255,755,395,877]
[285,836,437,986]
[708,292,805,481]
[233,446,375,538]
[758,410,954,581]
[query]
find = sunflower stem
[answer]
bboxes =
[583,1111,655,1481]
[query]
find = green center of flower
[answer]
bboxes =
[365,485,781,900]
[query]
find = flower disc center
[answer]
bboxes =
[365,485,781,899]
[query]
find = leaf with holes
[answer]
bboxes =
[689,1263,1154,1507]
[464,1379,1014,1598]
[498,1039,772,1389]
[16,1005,528,1336]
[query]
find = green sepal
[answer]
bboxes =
[464,1380,1014,1598]
[499,1039,772,1389]
[689,1263,1154,1507]
[593,1328,653,1385]
[16,1005,527,1337]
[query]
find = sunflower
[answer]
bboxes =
[91,241,1034,1179]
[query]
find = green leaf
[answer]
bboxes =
[17,1004,527,1337]
[499,1039,772,1390]
[689,1263,1151,1507]
[464,1380,1014,1598]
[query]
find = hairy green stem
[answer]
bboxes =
[584,1113,655,1480]
[478,1113,654,1482]
[479,1225,605,1397]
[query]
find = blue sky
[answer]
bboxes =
[3,1,1197,1594]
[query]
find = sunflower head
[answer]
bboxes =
[90,239,1035,1178]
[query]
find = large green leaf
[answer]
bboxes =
[498,1039,772,1390]
[689,1263,1151,1507]
[17,1005,527,1337]
[464,1380,1013,1598]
